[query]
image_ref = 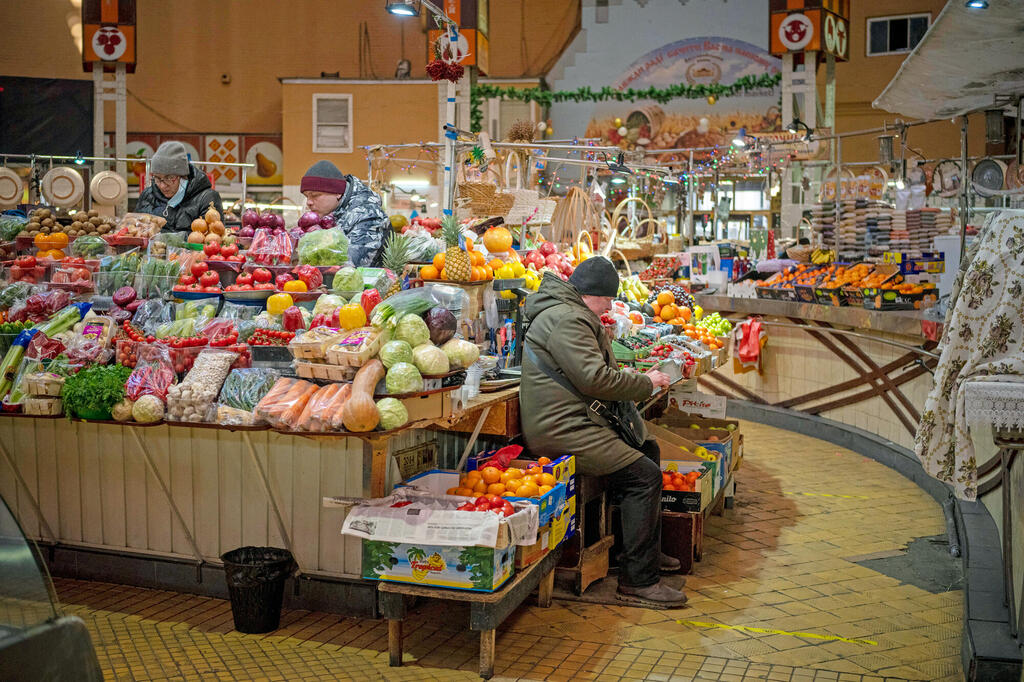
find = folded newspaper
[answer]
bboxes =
[326,488,539,549]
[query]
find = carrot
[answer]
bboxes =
[256,378,295,418]
[298,384,340,432]
[328,384,352,431]
[279,383,319,429]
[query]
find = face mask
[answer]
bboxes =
[166,178,188,208]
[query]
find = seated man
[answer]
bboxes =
[521,257,686,607]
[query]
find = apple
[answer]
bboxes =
[275,273,294,288]
[538,242,557,257]
[200,271,220,288]
[559,262,574,276]
[178,274,197,286]
[236,273,254,286]
[252,268,272,284]
[203,243,221,258]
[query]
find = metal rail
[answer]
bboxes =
[753,320,940,359]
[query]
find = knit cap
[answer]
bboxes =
[150,141,189,176]
[301,160,347,195]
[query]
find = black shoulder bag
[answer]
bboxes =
[524,342,648,450]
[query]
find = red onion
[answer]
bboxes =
[271,214,285,230]
[319,214,336,229]
[288,228,304,241]
[259,211,276,228]
[238,226,255,238]
[298,211,320,229]
[241,208,260,227]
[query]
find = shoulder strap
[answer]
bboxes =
[524,342,589,403]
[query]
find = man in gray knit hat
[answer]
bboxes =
[136,141,223,232]
[301,160,388,267]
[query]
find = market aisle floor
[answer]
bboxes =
[52,420,964,681]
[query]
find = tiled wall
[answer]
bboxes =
[708,323,933,450]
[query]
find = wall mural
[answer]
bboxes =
[584,37,782,160]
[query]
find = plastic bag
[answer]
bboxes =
[113,212,165,240]
[403,230,443,263]
[220,301,258,320]
[175,298,219,323]
[5,358,45,406]
[297,229,349,266]
[254,377,319,429]
[134,256,182,299]
[95,249,142,295]
[249,229,293,266]
[9,290,72,324]
[125,343,176,402]
[165,349,238,422]
[68,235,109,258]
[218,368,280,412]
[64,335,114,366]
[147,232,187,259]
[292,382,350,432]
[132,299,174,336]
[0,282,44,311]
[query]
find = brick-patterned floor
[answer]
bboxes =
[49,421,963,681]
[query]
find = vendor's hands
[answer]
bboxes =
[646,369,671,391]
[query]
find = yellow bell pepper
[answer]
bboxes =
[267,293,294,315]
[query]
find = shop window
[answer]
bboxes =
[866,14,930,56]
[313,94,352,154]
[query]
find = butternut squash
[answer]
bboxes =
[342,359,385,432]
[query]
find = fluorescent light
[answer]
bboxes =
[965,0,988,8]
[386,1,419,16]
[610,175,626,185]
[429,202,439,208]
[732,127,748,147]
[392,178,431,188]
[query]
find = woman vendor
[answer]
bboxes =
[136,141,224,232]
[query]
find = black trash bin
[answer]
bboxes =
[220,546,296,634]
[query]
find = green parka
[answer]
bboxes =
[520,274,654,476]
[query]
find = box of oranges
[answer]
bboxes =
[660,462,712,513]
[450,462,567,526]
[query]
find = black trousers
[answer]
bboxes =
[606,439,662,588]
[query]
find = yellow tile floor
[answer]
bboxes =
[52,421,963,681]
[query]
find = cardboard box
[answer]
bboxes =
[400,469,566,527]
[401,391,453,422]
[649,422,725,497]
[660,462,712,513]
[549,498,572,547]
[362,540,515,592]
[515,522,550,568]
[507,482,567,527]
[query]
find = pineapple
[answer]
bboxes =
[441,215,471,282]
[381,233,411,298]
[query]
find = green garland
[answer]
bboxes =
[469,72,782,133]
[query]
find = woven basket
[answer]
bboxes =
[502,151,543,225]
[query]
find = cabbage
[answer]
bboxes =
[332,267,363,295]
[132,395,165,424]
[376,397,408,430]
[412,343,450,376]
[298,229,349,265]
[442,338,480,369]
[386,362,423,394]
[313,294,345,317]
[394,313,430,347]
[379,340,414,368]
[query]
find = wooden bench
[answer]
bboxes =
[556,474,614,595]
[378,546,563,679]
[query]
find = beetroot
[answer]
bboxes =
[112,286,137,307]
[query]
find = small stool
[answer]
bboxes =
[556,474,614,595]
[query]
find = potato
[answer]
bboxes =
[98,225,110,234]
[29,230,39,236]
[38,209,51,219]
[87,209,98,218]
[26,222,40,231]
[89,216,102,226]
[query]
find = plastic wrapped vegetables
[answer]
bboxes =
[134,257,182,299]
[216,368,280,426]
[96,251,141,296]
[298,229,349,266]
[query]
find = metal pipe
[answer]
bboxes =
[0,152,142,163]
[835,137,842,256]
[959,115,969,264]
[755,320,940,358]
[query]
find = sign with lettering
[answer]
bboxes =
[668,390,727,419]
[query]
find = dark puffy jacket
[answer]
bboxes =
[520,274,654,476]
[328,175,388,267]
[135,166,224,232]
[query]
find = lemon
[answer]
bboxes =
[495,265,515,279]
[511,262,526,278]
[499,290,517,299]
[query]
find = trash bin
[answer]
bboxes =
[220,546,296,634]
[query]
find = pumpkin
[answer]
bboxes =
[482,226,513,254]
[342,359,386,432]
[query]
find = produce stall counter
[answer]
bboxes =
[694,295,939,452]
[0,388,520,608]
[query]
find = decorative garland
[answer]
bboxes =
[469,72,782,132]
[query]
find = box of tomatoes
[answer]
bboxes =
[660,462,712,513]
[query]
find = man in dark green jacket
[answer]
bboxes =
[136,141,224,232]
[521,258,686,607]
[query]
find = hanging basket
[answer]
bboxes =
[602,196,654,258]
[550,186,600,248]
[610,249,633,277]
[501,150,543,226]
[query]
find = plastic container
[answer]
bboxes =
[220,546,296,634]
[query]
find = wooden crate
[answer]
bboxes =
[294,361,356,382]
[447,395,521,438]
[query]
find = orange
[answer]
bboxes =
[537,472,557,487]
[446,487,460,495]
[526,465,543,476]
[652,303,661,316]
[420,264,440,280]
[469,266,480,282]
[499,470,521,485]
[678,307,692,322]
[473,250,486,266]
[465,469,482,481]
[486,483,506,495]
[472,491,485,498]
[504,467,524,480]
[504,478,523,493]
[537,457,552,465]
[481,467,502,485]
[653,316,663,324]
[488,258,504,271]
[472,479,489,494]
[465,237,474,252]
[455,487,474,497]
[432,252,445,270]
[656,291,674,306]
[483,265,494,280]
[520,474,537,485]
[516,481,540,498]
[538,485,553,495]
[660,304,676,321]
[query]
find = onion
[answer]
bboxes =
[272,227,286,236]
[319,214,336,229]
[258,211,275,228]
[298,211,320,229]
[272,214,286,230]
[241,208,260,227]
[288,228,304,241]
[238,226,255,238]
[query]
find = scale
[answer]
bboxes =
[491,277,528,378]
[89,171,128,219]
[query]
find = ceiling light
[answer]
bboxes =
[732,127,748,148]
[610,175,627,185]
[386,1,420,17]
[965,0,988,8]
[73,151,86,165]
